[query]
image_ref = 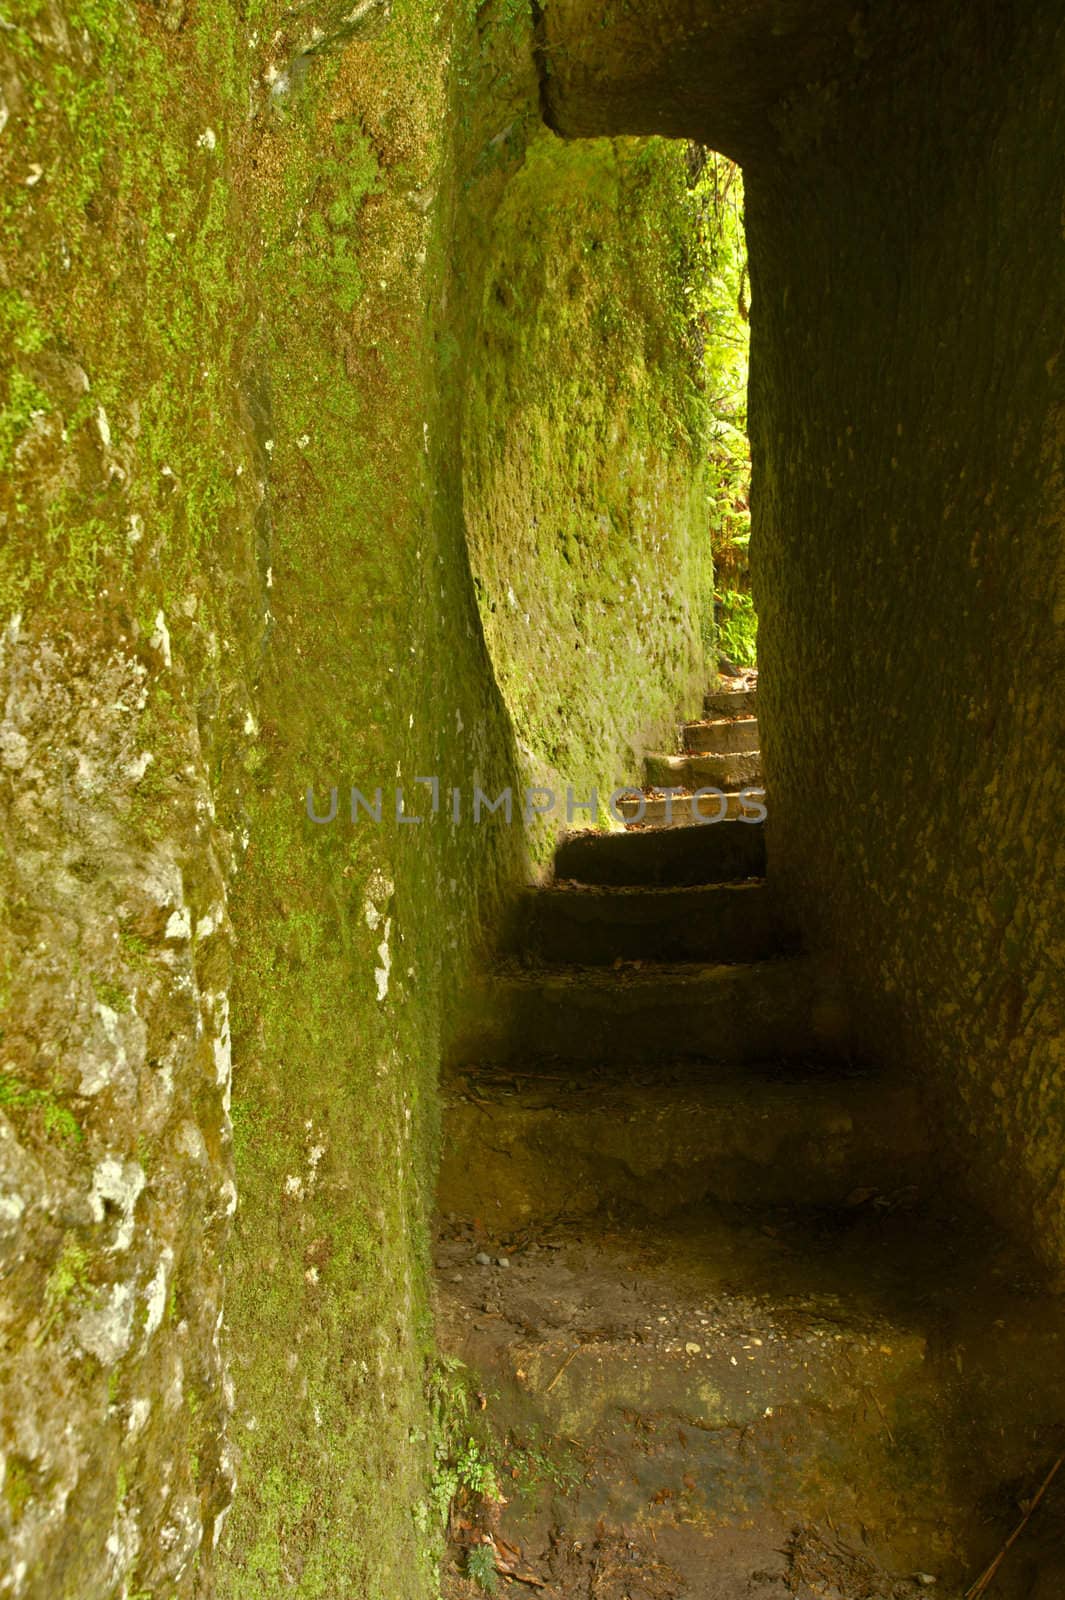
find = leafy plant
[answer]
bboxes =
[92,976,130,1014]
[456,1437,500,1502]
[686,148,757,657]
[466,1543,499,1595]
[716,588,758,668]
[36,1234,91,1345]
[422,1357,504,1537]
[506,1437,583,1500]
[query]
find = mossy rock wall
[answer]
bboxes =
[0,0,712,1595]
[462,132,711,837]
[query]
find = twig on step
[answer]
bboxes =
[544,1345,580,1393]
[964,1453,1064,1599]
[868,1388,896,1447]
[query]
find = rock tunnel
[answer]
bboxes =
[0,1,1063,1597]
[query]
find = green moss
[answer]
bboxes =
[0,369,50,473]
[0,0,247,617]
[460,133,712,853]
[216,6,530,1596]
[36,1234,91,1345]
[0,1071,82,1143]
[0,0,731,1594]
[91,976,130,1014]
[301,120,382,310]
[3,1458,34,1522]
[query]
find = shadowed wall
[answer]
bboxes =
[540,0,1065,1275]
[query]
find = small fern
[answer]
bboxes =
[466,1544,499,1595]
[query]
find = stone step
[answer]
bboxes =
[553,819,766,885]
[616,787,766,828]
[446,955,850,1069]
[435,1205,1065,1594]
[439,1063,927,1228]
[506,880,790,966]
[683,714,759,754]
[705,685,757,716]
[644,749,763,791]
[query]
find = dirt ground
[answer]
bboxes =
[434,1203,1065,1600]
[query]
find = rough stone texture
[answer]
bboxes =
[0,0,717,1593]
[553,817,766,885]
[746,4,1065,1278]
[535,0,926,160]
[440,1065,928,1228]
[539,0,1065,1279]
[0,0,528,1593]
[0,620,236,1598]
[448,954,849,1067]
[0,3,261,1590]
[506,879,784,965]
[436,1205,1065,1595]
[3,0,1063,1592]
[462,132,712,841]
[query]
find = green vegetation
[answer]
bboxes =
[218,6,531,1596]
[0,0,759,1594]
[462,133,713,841]
[0,1071,82,1143]
[420,1356,503,1535]
[36,1234,91,1344]
[505,1434,583,1501]
[418,1356,579,1589]
[3,1458,33,1522]
[91,976,130,1014]
[686,150,756,665]
[717,586,758,667]
[277,116,382,312]
[465,1544,499,1594]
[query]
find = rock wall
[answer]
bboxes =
[535,0,917,159]
[536,0,1065,1282]
[462,132,712,841]
[1,3,267,1590]
[0,0,714,1593]
[745,3,1065,1275]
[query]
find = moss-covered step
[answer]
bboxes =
[705,686,758,716]
[505,880,790,966]
[438,1062,927,1225]
[615,789,766,827]
[683,714,760,754]
[446,955,849,1068]
[645,750,763,791]
[553,819,766,885]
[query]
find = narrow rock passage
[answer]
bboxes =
[435,691,1065,1600]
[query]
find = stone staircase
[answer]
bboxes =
[435,689,1065,1600]
[617,683,764,828]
